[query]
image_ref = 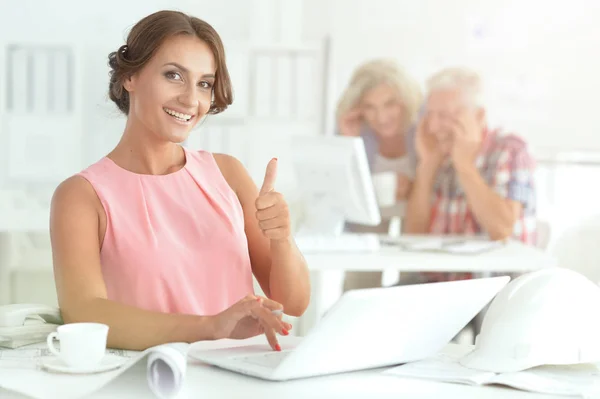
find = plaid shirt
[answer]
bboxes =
[419,128,537,282]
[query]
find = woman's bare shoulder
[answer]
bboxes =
[51,175,101,217]
[211,153,250,193]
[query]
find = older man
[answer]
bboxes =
[405,67,537,282]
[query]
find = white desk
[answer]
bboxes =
[0,337,575,399]
[298,236,557,336]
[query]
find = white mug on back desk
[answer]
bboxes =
[371,172,396,208]
[46,323,109,369]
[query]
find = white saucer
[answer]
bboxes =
[41,354,128,374]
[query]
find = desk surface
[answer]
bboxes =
[0,337,574,399]
[299,236,556,336]
[304,237,557,273]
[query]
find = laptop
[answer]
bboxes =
[189,276,510,381]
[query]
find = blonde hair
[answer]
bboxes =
[426,67,484,107]
[336,59,423,128]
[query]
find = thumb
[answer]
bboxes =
[259,158,278,195]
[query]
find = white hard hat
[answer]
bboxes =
[460,267,600,373]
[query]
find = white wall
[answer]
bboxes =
[0,0,317,305]
[0,0,254,164]
[3,0,600,307]
[0,0,321,210]
[323,0,600,152]
[3,0,600,198]
[313,0,600,245]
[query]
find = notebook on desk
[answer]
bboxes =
[188,276,510,381]
[380,237,505,255]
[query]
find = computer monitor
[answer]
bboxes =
[291,135,381,235]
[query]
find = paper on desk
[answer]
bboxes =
[146,343,188,399]
[384,352,495,385]
[443,240,504,254]
[0,346,134,370]
[490,365,600,397]
[399,238,503,254]
[385,351,600,397]
[0,342,189,399]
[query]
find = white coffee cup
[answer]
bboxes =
[371,172,397,207]
[46,323,109,369]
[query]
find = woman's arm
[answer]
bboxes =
[214,154,310,317]
[50,176,215,350]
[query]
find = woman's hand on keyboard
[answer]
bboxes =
[211,295,292,351]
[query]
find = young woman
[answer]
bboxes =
[50,10,310,351]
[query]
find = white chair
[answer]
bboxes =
[550,216,600,285]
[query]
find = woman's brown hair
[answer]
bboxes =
[108,10,233,115]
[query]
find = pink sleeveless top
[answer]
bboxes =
[78,147,254,315]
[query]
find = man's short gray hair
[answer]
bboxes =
[426,67,484,108]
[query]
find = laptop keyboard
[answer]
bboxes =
[232,351,291,369]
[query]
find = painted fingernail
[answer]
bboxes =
[282,329,289,336]
[275,344,281,351]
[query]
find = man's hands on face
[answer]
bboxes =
[446,108,482,172]
[415,118,446,172]
[416,106,483,175]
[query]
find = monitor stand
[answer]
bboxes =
[295,201,345,236]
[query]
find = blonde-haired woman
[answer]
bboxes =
[337,59,423,202]
[337,59,423,291]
